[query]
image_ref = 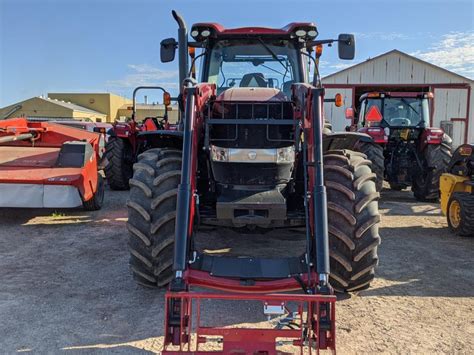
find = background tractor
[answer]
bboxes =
[104,86,175,190]
[440,143,473,236]
[347,91,452,200]
[124,11,381,352]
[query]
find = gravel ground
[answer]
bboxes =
[0,186,473,354]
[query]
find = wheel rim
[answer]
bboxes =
[449,200,461,228]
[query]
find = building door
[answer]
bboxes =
[433,87,469,147]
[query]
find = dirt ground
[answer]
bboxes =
[0,186,473,354]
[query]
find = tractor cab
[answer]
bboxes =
[358,92,431,129]
[356,91,434,146]
[161,21,355,97]
[199,34,306,97]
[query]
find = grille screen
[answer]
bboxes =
[207,101,295,149]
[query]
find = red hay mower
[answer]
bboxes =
[112,11,382,354]
[0,118,105,210]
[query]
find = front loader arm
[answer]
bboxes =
[292,83,332,289]
[171,82,216,291]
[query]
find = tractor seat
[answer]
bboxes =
[240,73,267,88]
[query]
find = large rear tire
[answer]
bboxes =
[127,148,182,287]
[324,150,381,292]
[105,137,134,190]
[412,144,451,201]
[355,142,384,192]
[447,192,474,237]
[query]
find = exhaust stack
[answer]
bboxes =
[172,10,189,94]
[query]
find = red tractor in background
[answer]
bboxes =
[104,86,175,190]
[347,91,452,200]
[112,10,382,353]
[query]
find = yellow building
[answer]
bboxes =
[48,93,131,122]
[1,93,178,123]
[0,97,107,122]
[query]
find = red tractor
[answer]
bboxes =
[124,11,381,353]
[347,91,452,200]
[104,86,175,190]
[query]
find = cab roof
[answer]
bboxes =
[359,91,433,101]
[191,22,317,38]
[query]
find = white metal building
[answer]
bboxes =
[322,49,473,147]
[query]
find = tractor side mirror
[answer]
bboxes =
[338,34,355,60]
[160,38,178,63]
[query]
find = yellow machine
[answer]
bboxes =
[440,144,473,236]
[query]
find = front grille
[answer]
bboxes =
[205,101,295,149]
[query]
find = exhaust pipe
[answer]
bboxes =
[172,10,189,94]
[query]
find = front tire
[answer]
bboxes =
[447,192,474,237]
[127,148,182,287]
[412,144,451,201]
[325,150,381,292]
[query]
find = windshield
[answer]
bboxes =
[204,39,302,96]
[361,97,429,127]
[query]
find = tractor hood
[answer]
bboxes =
[215,87,288,102]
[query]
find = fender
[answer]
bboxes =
[419,127,449,151]
[359,126,388,144]
[323,132,373,151]
[110,122,135,139]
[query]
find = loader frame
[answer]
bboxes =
[163,81,336,353]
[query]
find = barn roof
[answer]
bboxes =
[322,49,473,84]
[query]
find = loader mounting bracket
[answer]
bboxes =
[163,290,336,354]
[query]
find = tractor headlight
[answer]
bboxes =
[295,29,307,37]
[191,27,213,41]
[276,146,295,163]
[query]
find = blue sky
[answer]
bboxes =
[1,0,473,107]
